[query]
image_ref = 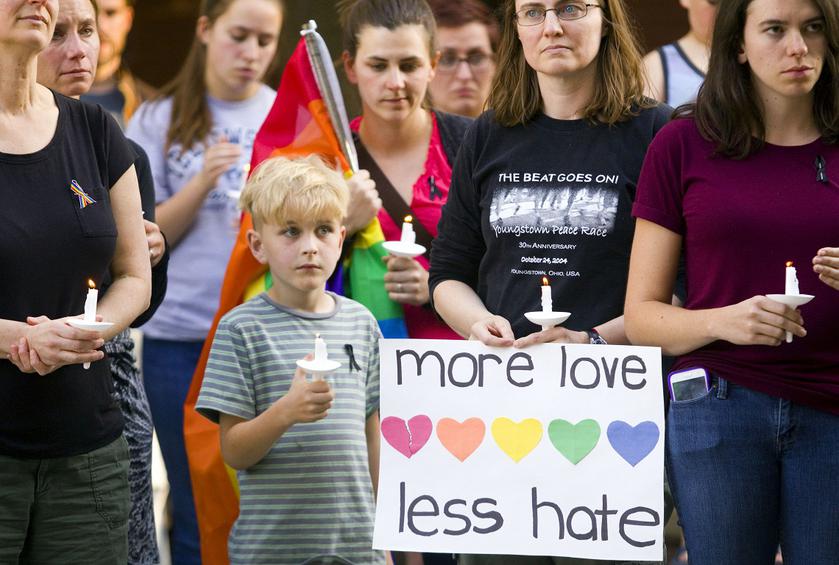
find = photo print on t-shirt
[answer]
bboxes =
[489,179,619,238]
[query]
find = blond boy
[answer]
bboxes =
[196,156,385,565]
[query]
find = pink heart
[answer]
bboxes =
[381,415,433,458]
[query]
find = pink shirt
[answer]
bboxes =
[352,113,461,340]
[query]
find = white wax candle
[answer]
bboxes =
[400,216,416,245]
[314,333,328,361]
[785,262,799,295]
[83,281,98,322]
[540,278,552,313]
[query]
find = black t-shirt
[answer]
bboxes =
[0,91,135,458]
[430,107,670,338]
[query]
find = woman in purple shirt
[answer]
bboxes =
[625,0,839,563]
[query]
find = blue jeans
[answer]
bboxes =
[666,376,839,565]
[143,337,204,565]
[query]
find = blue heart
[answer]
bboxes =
[607,421,660,467]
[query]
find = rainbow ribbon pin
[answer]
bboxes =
[70,179,96,209]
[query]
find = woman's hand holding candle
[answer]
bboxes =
[383,255,429,305]
[813,247,839,291]
[7,316,105,375]
[710,295,805,347]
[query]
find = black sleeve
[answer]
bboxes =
[129,140,156,221]
[87,98,136,191]
[435,110,474,166]
[131,232,169,328]
[429,118,487,301]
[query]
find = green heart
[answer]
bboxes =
[548,419,601,465]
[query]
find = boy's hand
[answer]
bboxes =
[283,364,335,423]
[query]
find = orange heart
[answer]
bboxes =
[436,418,486,462]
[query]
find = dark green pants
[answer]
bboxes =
[0,435,130,565]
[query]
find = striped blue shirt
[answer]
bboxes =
[197,292,385,565]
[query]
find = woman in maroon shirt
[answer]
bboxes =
[625,0,839,563]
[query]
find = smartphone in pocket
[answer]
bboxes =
[668,368,710,402]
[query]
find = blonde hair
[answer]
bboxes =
[240,156,349,228]
[489,0,653,126]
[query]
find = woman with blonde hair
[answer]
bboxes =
[429,1,670,563]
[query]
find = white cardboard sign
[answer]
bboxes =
[373,340,664,561]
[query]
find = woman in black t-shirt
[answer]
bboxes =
[23,0,167,562]
[0,2,150,562]
[429,2,669,563]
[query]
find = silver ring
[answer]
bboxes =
[398,283,403,293]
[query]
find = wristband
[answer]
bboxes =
[586,328,607,345]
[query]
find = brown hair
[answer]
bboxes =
[488,0,652,127]
[677,0,839,158]
[155,0,282,152]
[338,0,437,59]
[426,0,500,52]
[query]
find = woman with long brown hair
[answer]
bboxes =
[626,0,839,562]
[125,0,283,560]
[340,0,470,343]
[429,1,670,563]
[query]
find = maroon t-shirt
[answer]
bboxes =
[634,117,839,414]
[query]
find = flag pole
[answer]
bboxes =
[301,20,359,173]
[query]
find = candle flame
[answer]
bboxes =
[542,277,549,286]
[786,261,794,268]
[87,279,96,289]
[315,333,320,339]
[404,215,413,224]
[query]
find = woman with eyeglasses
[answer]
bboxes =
[340,0,471,343]
[430,1,670,561]
[427,0,499,118]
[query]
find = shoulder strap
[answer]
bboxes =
[355,139,435,251]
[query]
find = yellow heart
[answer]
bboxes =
[491,417,543,462]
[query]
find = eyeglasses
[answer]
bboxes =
[515,2,602,26]
[437,50,494,73]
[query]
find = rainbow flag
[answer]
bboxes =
[183,32,404,564]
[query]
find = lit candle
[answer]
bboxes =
[541,277,552,313]
[314,333,328,362]
[83,279,98,322]
[785,261,799,295]
[400,215,416,245]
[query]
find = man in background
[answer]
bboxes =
[82,0,155,127]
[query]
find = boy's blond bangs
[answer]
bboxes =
[240,155,349,227]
